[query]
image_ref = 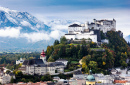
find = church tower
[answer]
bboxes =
[40,50,46,64]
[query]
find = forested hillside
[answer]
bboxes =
[46,31,130,74]
[0,52,40,67]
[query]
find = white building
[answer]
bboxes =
[101,39,109,44]
[64,19,116,43]
[87,19,116,33]
[18,50,66,75]
[0,69,15,84]
[16,58,24,64]
[64,24,101,43]
[55,59,68,66]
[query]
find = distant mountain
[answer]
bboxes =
[0,7,50,33]
[124,35,130,42]
[0,7,77,52]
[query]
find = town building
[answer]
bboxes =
[86,70,96,85]
[55,59,68,66]
[64,19,116,43]
[16,58,24,65]
[18,50,68,75]
[0,69,15,84]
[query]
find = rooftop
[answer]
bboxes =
[69,24,82,27]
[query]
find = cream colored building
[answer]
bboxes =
[86,70,96,85]
[19,50,67,75]
[0,70,15,84]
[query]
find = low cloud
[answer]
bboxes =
[50,30,66,39]
[0,27,21,38]
[35,8,130,36]
[21,32,50,42]
[0,26,66,43]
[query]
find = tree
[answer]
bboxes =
[81,38,86,45]
[88,61,98,69]
[54,40,59,46]
[15,70,23,77]
[121,61,127,68]
[88,61,98,73]
[6,70,11,74]
[48,56,55,62]
[60,36,67,44]
[21,78,26,82]
[10,76,14,83]
[78,50,83,59]
[41,74,52,81]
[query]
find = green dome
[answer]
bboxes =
[86,75,95,82]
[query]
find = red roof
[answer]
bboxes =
[41,50,46,57]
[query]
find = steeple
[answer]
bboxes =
[40,50,46,64]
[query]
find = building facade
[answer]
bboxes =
[64,19,116,43]
[18,50,67,75]
[87,19,116,33]
[16,58,24,65]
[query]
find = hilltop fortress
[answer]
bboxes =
[64,19,116,43]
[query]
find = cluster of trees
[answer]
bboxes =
[10,70,52,83]
[81,49,114,74]
[46,37,91,62]
[0,52,40,66]
[102,31,130,68]
[46,31,130,74]
[10,70,73,83]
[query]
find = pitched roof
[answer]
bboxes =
[69,24,82,27]
[56,59,68,62]
[23,59,44,65]
[47,62,65,67]
[73,70,82,75]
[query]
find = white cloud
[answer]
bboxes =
[21,31,50,42]
[21,20,32,27]
[34,8,130,36]
[1,8,129,43]
[0,27,21,38]
[50,30,66,39]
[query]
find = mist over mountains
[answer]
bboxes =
[0,7,78,52]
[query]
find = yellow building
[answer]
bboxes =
[86,70,96,85]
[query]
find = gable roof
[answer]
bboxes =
[56,59,68,62]
[23,59,44,65]
[69,24,82,27]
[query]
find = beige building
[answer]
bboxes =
[86,70,96,85]
[19,50,67,75]
[0,69,15,84]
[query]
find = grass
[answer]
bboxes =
[71,61,79,64]
[90,48,104,49]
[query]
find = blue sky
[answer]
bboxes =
[0,0,129,12]
[0,0,130,36]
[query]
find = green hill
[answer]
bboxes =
[46,31,130,74]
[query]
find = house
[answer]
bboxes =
[18,50,66,75]
[73,70,84,79]
[16,58,24,65]
[55,59,68,66]
[0,72,15,84]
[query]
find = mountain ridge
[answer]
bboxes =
[0,7,77,52]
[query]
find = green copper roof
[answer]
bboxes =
[86,75,95,82]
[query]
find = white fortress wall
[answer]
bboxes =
[64,35,76,40]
